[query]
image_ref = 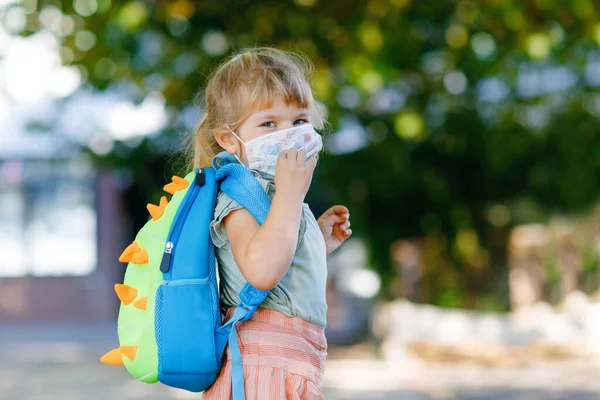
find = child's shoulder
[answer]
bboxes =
[213,173,270,215]
[214,190,239,219]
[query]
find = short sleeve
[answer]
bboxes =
[210,191,243,248]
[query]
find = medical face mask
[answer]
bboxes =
[229,123,323,177]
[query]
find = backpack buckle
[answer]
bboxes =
[239,303,254,321]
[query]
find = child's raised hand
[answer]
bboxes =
[317,205,352,255]
[274,148,317,203]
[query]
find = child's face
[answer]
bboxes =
[225,93,311,163]
[238,93,310,142]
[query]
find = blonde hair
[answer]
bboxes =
[188,47,326,169]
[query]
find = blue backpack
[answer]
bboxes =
[100,151,270,400]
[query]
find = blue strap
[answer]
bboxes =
[220,304,257,400]
[213,151,271,400]
[215,153,270,225]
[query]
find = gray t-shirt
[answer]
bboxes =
[209,171,328,328]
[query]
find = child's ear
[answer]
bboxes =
[215,130,238,155]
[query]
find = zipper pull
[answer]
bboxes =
[159,241,173,273]
[195,169,205,186]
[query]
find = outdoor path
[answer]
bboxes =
[2,323,600,399]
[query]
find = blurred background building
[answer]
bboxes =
[0,152,126,321]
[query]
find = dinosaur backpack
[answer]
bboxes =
[100,152,270,399]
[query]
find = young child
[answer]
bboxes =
[191,47,351,399]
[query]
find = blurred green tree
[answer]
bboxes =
[13,0,600,310]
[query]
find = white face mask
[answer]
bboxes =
[228,123,323,177]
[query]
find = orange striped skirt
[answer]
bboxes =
[202,307,328,400]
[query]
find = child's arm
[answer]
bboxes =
[223,148,317,291]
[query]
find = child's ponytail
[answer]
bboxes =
[191,113,222,169]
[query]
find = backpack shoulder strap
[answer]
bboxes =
[215,155,271,308]
[213,151,271,400]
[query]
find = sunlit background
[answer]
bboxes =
[2,0,600,399]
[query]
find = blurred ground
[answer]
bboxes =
[2,323,600,399]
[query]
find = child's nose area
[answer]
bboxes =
[279,121,295,130]
[281,117,304,130]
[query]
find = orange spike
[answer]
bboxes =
[114,284,138,305]
[120,345,138,360]
[118,241,141,263]
[134,296,148,310]
[131,249,148,264]
[163,176,189,195]
[147,196,168,221]
[100,348,124,366]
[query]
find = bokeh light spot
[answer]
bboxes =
[526,33,551,60]
[359,70,383,93]
[488,204,511,227]
[20,0,37,14]
[117,1,149,32]
[446,25,469,49]
[337,86,361,109]
[202,30,228,56]
[4,6,27,34]
[359,21,383,53]
[471,32,496,59]
[456,229,479,258]
[168,19,190,37]
[504,8,524,30]
[168,0,195,20]
[58,15,75,36]
[394,110,426,141]
[94,58,116,79]
[97,0,112,13]
[443,70,467,95]
[74,30,96,51]
[73,0,98,17]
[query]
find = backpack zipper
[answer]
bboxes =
[159,169,204,274]
[162,277,209,286]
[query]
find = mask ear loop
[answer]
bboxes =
[226,124,246,145]
[225,124,247,166]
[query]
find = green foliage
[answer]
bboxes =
[15,0,600,309]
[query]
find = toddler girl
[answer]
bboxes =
[191,47,351,400]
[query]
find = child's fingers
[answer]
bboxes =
[334,221,352,237]
[336,225,352,237]
[320,213,344,226]
[319,206,349,228]
[306,155,317,172]
[326,205,348,217]
[297,147,307,162]
[287,148,298,163]
[335,205,349,214]
[336,210,350,222]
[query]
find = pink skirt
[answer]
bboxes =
[203,307,328,400]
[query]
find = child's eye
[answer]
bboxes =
[261,121,276,128]
[294,119,308,125]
